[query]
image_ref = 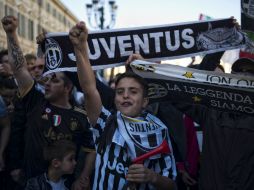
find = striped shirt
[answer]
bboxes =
[91,107,177,190]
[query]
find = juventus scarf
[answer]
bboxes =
[117,112,172,159]
[43,18,246,76]
[130,60,254,116]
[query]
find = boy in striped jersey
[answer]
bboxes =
[69,22,177,190]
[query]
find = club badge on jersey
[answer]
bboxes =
[70,118,78,131]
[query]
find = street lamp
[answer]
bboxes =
[86,0,118,80]
[86,0,117,30]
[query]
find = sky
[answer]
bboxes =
[60,0,241,29]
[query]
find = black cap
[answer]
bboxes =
[231,58,254,74]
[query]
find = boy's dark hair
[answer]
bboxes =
[44,140,76,163]
[108,73,121,86]
[0,49,8,62]
[115,72,148,97]
[108,78,116,87]
[24,53,36,64]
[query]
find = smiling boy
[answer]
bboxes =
[69,22,177,190]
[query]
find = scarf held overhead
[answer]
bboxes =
[43,18,246,76]
[131,60,254,116]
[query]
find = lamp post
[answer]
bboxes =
[86,0,117,30]
[86,0,118,80]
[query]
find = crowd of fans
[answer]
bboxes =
[0,15,254,190]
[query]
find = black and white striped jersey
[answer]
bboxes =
[91,106,177,190]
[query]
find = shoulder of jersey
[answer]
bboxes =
[73,106,87,115]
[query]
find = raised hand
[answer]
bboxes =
[36,32,47,45]
[230,16,240,30]
[126,54,145,65]
[125,53,145,71]
[69,21,88,50]
[1,16,18,35]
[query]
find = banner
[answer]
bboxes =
[131,60,254,116]
[43,18,246,76]
[240,0,254,58]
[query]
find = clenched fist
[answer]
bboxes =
[1,16,18,35]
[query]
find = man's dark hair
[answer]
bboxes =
[0,49,8,63]
[231,58,254,74]
[0,76,17,90]
[43,140,76,163]
[62,72,77,105]
[62,72,74,88]
[115,72,148,97]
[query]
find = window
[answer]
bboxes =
[52,8,56,17]
[37,24,42,34]
[57,12,61,21]
[5,5,14,16]
[5,5,7,15]
[17,13,21,36]
[0,2,4,19]
[17,13,26,38]
[28,19,34,41]
[37,0,43,7]
[63,16,66,26]
[46,2,51,13]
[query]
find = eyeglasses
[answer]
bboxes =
[41,73,57,83]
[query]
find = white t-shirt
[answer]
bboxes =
[48,178,66,190]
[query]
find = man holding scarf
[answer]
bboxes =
[130,51,254,190]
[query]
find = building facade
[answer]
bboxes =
[0,0,79,53]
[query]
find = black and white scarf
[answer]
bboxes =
[116,111,173,159]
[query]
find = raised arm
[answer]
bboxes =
[1,16,33,97]
[69,22,102,126]
[198,51,224,71]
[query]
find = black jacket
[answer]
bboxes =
[25,173,71,190]
[174,103,254,190]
